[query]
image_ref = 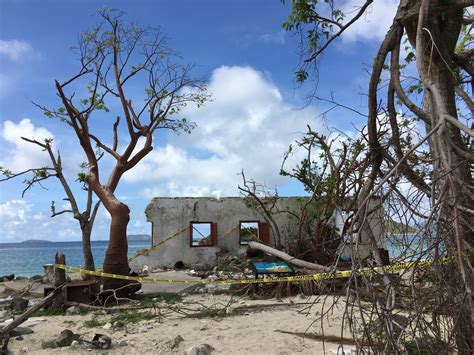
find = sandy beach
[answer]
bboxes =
[4,293,353,354]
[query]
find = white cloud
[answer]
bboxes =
[258,30,286,45]
[124,65,323,197]
[0,197,120,242]
[0,118,55,172]
[341,0,398,42]
[0,40,33,61]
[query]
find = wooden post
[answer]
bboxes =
[51,253,66,308]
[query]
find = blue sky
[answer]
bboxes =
[0,0,399,242]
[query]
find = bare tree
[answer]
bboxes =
[0,138,100,272]
[38,9,208,293]
[283,0,473,353]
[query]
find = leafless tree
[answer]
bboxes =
[280,0,473,352]
[36,9,208,293]
[0,138,100,272]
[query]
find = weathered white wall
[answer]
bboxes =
[130,196,385,270]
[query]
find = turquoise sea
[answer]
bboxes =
[0,240,151,277]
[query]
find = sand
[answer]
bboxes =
[5,294,355,354]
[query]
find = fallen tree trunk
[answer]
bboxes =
[0,285,65,340]
[248,241,331,272]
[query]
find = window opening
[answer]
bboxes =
[191,222,213,247]
[240,221,259,245]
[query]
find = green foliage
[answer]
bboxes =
[84,316,107,328]
[282,0,344,83]
[36,308,66,317]
[0,167,13,178]
[110,310,154,324]
[295,69,309,83]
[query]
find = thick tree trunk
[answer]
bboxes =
[404,4,473,353]
[102,202,131,295]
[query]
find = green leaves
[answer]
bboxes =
[296,69,309,83]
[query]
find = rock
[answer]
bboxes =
[187,344,214,355]
[0,310,10,320]
[70,340,80,349]
[91,334,112,349]
[112,320,125,329]
[56,329,80,347]
[9,327,34,337]
[118,340,128,347]
[10,298,29,312]
[155,335,184,352]
[170,335,184,348]
[1,274,14,282]
[66,305,81,315]
[15,336,24,341]
[42,340,58,349]
[43,264,55,283]
[0,299,13,310]
[102,322,112,329]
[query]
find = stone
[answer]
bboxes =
[112,320,125,329]
[0,299,13,310]
[56,329,80,347]
[0,310,9,320]
[187,344,214,355]
[66,305,81,315]
[102,322,112,329]
[70,340,80,349]
[155,335,184,352]
[15,336,24,341]
[42,340,58,349]
[9,327,34,337]
[10,298,29,313]
[118,340,128,347]
[170,335,184,349]
[91,334,112,349]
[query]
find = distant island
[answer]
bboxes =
[127,234,151,242]
[18,234,151,244]
[385,220,417,234]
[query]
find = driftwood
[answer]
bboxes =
[248,241,330,272]
[0,285,65,353]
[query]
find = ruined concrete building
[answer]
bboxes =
[130,197,385,270]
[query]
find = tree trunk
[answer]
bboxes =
[102,202,131,295]
[404,5,473,353]
[81,224,95,272]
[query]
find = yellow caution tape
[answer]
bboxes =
[55,258,439,285]
[219,225,239,241]
[129,226,189,262]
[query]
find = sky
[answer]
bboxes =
[0,0,399,242]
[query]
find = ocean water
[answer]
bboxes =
[0,240,151,277]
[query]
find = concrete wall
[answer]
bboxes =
[130,196,385,270]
